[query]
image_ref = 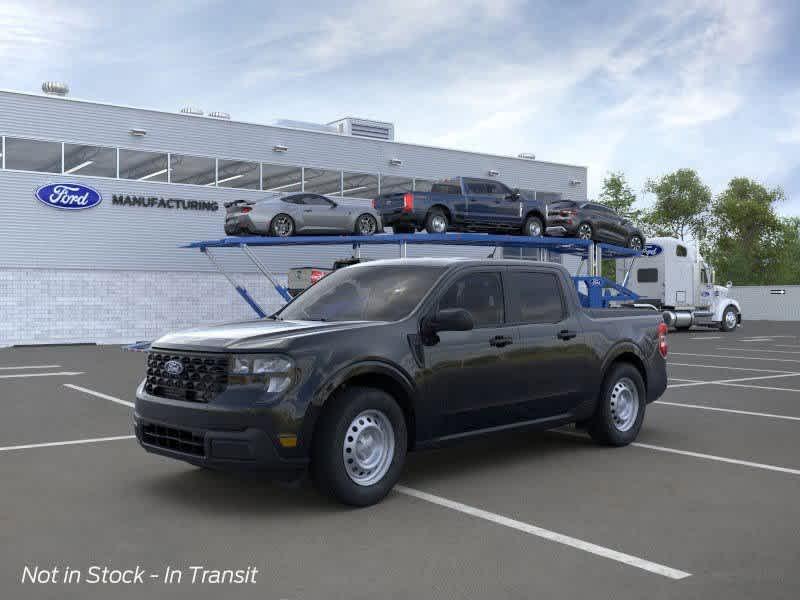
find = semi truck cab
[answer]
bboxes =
[618,236,742,331]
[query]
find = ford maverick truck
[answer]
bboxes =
[373,177,549,236]
[135,258,668,506]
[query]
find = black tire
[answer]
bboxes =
[270,214,295,237]
[587,363,646,446]
[354,213,379,236]
[522,215,544,237]
[720,306,739,332]
[312,386,407,507]
[576,222,593,240]
[628,234,644,250]
[425,209,449,234]
[392,224,415,234]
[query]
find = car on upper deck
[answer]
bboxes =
[546,200,645,249]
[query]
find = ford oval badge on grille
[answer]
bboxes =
[165,360,184,376]
[35,183,103,210]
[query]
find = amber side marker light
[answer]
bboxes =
[278,435,298,448]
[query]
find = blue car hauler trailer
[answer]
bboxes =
[182,233,641,317]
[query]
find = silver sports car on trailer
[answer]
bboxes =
[224,193,383,237]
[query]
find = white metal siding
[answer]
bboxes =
[728,286,800,321]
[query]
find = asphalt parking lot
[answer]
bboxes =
[2,321,800,599]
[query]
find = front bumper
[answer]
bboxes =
[134,384,309,475]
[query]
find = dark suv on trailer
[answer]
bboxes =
[547,200,645,249]
[135,258,667,506]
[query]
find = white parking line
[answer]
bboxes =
[669,362,795,374]
[0,435,135,453]
[0,371,84,379]
[689,336,721,340]
[668,373,800,389]
[655,401,800,422]
[395,485,691,580]
[0,364,61,370]
[773,344,800,349]
[63,384,134,408]
[717,347,800,355]
[671,352,800,364]
[739,338,774,342]
[718,382,800,393]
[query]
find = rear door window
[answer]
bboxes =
[506,271,565,324]
[439,272,504,327]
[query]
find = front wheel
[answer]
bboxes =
[720,306,739,332]
[312,386,407,506]
[523,215,544,237]
[587,363,646,446]
[355,213,379,235]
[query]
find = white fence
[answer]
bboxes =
[728,285,800,321]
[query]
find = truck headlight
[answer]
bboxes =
[229,354,295,393]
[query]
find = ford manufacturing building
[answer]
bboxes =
[0,85,588,346]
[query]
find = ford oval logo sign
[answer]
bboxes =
[642,244,663,257]
[35,183,103,210]
[164,360,184,376]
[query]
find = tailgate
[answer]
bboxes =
[373,192,409,212]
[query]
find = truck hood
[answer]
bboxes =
[150,318,380,351]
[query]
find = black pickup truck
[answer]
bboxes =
[134,258,668,506]
[374,177,549,236]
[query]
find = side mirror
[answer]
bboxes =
[508,188,521,200]
[329,202,338,208]
[421,308,474,343]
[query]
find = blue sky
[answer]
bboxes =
[3,0,800,213]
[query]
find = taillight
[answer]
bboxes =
[372,198,377,209]
[561,209,577,217]
[241,207,252,214]
[402,193,414,212]
[658,322,668,358]
[310,270,327,284]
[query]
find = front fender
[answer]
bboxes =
[713,298,741,322]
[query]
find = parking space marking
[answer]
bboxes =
[689,336,721,340]
[717,382,800,393]
[395,485,691,580]
[558,430,800,477]
[655,401,800,422]
[0,364,61,370]
[773,344,800,349]
[669,362,795,374]
[0,435,135,453]
[717,347,800,355]
[668,373,800,389]
[64,384,134,408]
[672,352,800,363]
[0,371,84,379]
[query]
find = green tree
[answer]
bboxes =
[642,169,711,240]
[706,178,786,285]
[598,171,640,220]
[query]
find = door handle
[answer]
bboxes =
[303,209,313,213]
[490,335,513,347]
[557,330,577,341]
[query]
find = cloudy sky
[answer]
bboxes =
[2,0,799,212]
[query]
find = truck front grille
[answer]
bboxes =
[141,423,205,456]
[145,352,228,403]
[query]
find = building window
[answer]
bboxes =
[119,149,168,182]
[380,176,413,195]
[63,143,117,177]
[304,167,342,195]
[413,178,435,192]
[342,171,379,198]
[170,154,216,186]
[217,159,260,189]
[4,137,61,173]
[262,163,303,192]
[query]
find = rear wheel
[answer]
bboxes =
[523,215,544,237]
[720,306,739,332]
[628,234,644,250]
[577,222,593,240]
[270,214,295,237]
[355,213,379,235]
[587,363,645,446]
[425,209,449,234]
[312,386,407,506]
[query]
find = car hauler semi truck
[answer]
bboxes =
[617,236,742,332]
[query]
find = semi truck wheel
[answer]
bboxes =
[312,386,407,506]
[587,363,646,446]
[720,306,739,332]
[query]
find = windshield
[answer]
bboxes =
[276,264,447,322]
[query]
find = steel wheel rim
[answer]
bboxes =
[343,410,395,486]
[527,220,542,236]
[630,236,643,250]
[610,377,639,432]
[578,224,592,239]
[725,310,737,328]
[358,215,376,235]
[273,215,293,237]
[431,215,447,233]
